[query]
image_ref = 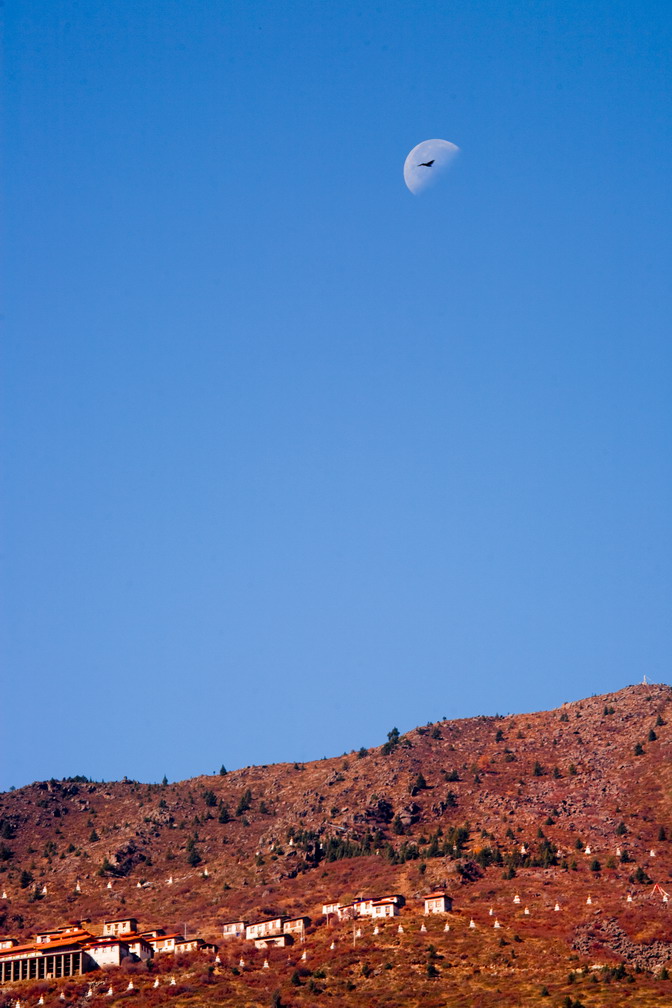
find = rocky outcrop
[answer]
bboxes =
[573,914,672,970]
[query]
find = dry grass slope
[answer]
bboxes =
[1,683,672,1006]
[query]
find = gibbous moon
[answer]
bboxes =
[403,139,459,195]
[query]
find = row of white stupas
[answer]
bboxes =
[0,845,660,902]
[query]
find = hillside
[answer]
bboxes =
[1,683,672,1007]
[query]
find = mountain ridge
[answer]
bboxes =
[1,682,671,1006]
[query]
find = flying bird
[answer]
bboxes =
[404,139,459,193]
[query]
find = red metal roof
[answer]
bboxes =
[0,935,89,958]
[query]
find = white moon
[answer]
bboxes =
[403,139,459,195]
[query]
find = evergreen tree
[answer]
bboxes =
[236,789,252,816]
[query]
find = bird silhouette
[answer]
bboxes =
[417,159,435,167]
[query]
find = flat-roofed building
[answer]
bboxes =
[146,933,183,954]
[174,937,208,954]
[254,935,292,949]
[371,898,399,918]
[126,936,154,961]
[282,917,310,938]
[352,898,375,917]
[245,918,286,941]
[102,918,138,937]
[423,891,453,915]
[221,921,247,939]
[85,937,130,968]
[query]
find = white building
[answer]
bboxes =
[371,899,399,918]
[245,918,287,941]
[423,892,453,915]
[222,921,247,939]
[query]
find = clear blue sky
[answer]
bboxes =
[3,0,671,790]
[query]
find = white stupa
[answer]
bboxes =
[469,919,476,929]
